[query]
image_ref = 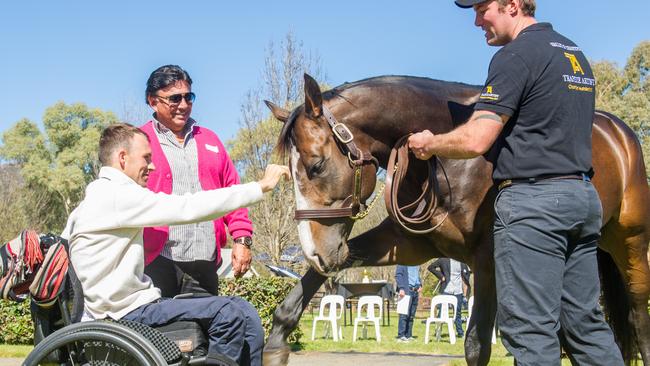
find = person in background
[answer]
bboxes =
[427,258,471,338]
[141,65,254,297]
[395,265,422,342]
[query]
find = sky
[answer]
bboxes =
[1,1,648,142]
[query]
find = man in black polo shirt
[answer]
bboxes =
[408,0,624,364]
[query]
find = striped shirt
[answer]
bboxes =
[153,118,217,262]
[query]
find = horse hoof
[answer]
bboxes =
[263,346,290,366]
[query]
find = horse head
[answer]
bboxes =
[266,74,379,275]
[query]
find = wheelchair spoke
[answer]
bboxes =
[103,348,110,364]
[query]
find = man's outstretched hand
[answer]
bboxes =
[258,164,291,193]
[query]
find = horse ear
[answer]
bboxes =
[304,73,322,118]
[264,100,290,123]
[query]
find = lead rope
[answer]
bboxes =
[384,135,451,234]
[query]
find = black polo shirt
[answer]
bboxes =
[475,23,596,181]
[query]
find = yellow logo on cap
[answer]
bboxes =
[486,86,493,94]
[564,52,584,75]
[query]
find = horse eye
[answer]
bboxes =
[308,159,326,178]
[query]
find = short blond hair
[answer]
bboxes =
[497,0,535,17]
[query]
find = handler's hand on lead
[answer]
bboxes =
[408,130,435,160]
[258,164,291,193]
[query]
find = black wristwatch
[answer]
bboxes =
[234,236,253,248]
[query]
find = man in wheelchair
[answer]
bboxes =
[58,123,290,366]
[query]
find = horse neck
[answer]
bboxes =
[335,98,458,169]
[326,77,479,168]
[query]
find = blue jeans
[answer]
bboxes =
[442,292,464,337]
[494,179,623,366]
[123,296,263,366]
[397,289,419,338]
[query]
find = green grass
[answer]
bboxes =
[295,310,516,363]
[0,310,573,364]
[295,310,574,365]
[0,344,31,358]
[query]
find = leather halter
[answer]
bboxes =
[294,105,378,220]
[292,105,449,234]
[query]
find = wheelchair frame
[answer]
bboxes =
[24,266,238,366]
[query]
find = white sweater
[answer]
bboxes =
[62,167,263,320]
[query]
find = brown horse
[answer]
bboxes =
[262,74,650,366]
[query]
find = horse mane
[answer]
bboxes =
[274,75,481,157]
[274,105,298,159]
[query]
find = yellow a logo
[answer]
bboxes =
[486,86,493,94]
[564,52,584,75]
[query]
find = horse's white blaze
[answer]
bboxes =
[290,146,323,272]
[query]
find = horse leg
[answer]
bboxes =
[599,223,650,365]
[264,220,415,366]
[263,268,327,366]
[349,220,497,366]
[464,238,496,366]
[629,260,650,366]
[619,234,650,365]
[344,219,440,266]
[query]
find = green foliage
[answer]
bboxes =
[0,102,117,233]
[0,300,33,344]
[0,166,51,240]
[220,276,302,343]
[0,276,300,345]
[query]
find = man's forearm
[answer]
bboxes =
[426,123,484,159]
[409,111,506,160]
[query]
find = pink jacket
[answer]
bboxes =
[140,121,253,265]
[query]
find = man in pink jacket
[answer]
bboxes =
[141,65,253,297]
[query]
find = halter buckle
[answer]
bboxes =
[333,123,354,144]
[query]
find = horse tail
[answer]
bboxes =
[597,248,637,365]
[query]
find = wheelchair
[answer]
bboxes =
[8,235,237,366]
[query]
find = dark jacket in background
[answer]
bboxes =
[427,258,470,294]
[395,265,420,292]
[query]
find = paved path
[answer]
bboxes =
[287,351,463,366]
[0,359,21,366]
[1,352,463,366]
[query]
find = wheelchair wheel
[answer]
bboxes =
[24,321,168,366]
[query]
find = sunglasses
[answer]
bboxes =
[155,92,196,105]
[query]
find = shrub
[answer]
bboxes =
[220,276,302,343]
[0,277,301,345]
[0,299,33,344]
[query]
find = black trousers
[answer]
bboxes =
[494,179,623,366]
[145,256,219,298]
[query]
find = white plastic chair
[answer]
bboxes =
[311,294,345,341]
[424,294,457,344]
[467,296,497,344]
[352,295,382,342]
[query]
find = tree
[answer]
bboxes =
[228,32,325,267]
[592,41,650,176]
[0,165,54,240]
[0,102,117,233]
[119,97,151,126]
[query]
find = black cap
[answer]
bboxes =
[454,0,488,8]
